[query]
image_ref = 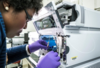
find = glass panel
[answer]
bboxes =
[34,15,57,30]
[30,53,39,63]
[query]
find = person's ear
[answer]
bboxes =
[3,2,9,11]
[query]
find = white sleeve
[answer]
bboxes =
[26,45,31,55]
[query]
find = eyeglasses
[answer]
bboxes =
[24,9,32,21]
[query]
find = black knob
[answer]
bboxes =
[65,46,70,54]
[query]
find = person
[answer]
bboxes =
[0,0,60,68]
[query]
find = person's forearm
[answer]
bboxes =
[7,45,29,64]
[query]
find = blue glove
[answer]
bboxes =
[36,51,61,68]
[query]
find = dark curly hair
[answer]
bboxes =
[0,0,43,14]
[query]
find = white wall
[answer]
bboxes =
[79,0,100,9]
[95,0,100,8]
[79,0,95,9]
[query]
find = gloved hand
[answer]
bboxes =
[28,40,47,53]
[36,51,61,68]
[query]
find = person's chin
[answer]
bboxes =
[7,33,19,38]
[7,35,15,38]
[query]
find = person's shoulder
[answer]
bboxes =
[0,12,2,19]
[0,26,1,46]
[0,12,2,46]
[0,12,2,38]
[0,12,3,25]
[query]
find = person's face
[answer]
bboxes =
[2,7,35,38]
